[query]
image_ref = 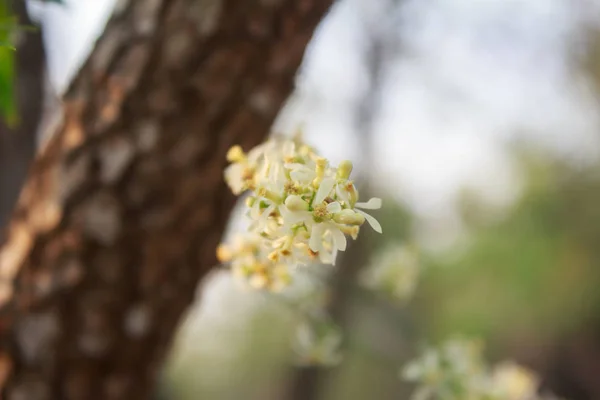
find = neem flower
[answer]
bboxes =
[220,134,382,290]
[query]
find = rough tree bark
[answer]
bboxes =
[0,0,333,398]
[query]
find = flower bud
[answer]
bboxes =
[216,244,232,262]
[285,195,309,211]
[257,188,282,204]
[336,160,353,180]
[333,209,365,225]
[226,145,245,163]
[312,158,328,187]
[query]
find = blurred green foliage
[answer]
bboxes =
[0,0,16,125]
[418,152,600,344]
[0,0,61,126]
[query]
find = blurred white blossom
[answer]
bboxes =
[360,244,420,303]
[491,362,541,400]
[217,234,292,292]
[403,338,563,400]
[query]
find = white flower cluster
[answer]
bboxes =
[217,234,292,291]
[403,338,563,400]
[218,135,382,290]
[360,244,420,303]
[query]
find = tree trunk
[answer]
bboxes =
[0,0,333,398]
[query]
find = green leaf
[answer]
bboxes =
[0,1,16,125]
[0,46,16,126]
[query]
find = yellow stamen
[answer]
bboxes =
[226,145,246,163]
[313,204,329,219]
[216,244,232,262]
[312,158,327,187]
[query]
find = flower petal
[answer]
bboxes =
[314,178,335,205]
[335,184,350,205]
[285,163,316,183]
[355,197,382,210]
[319,250,334,265]
[331,245,339,266]
[282,140,295,157]
[356,209,382,233]
[279,206,310,227]
[290,169,315,183]
[309,223,325,252]
[326,201,342,213]
[329,226,347,252]
[258,204,275,230]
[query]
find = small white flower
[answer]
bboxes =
[361,244,420,303]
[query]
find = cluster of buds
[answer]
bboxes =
[403,338,563,400]
[216,234,292,291]
[217,135,382,290]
